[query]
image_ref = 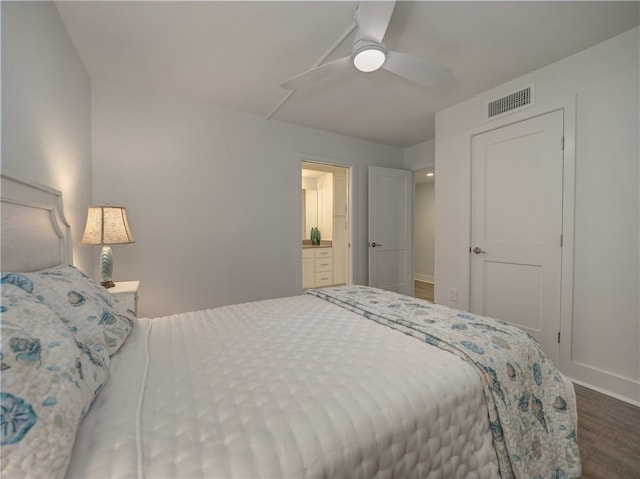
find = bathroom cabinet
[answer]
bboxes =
[302,247,333,289]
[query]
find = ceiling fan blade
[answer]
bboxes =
[355,1,396,43]
[281,56,352,90]
[383,50,453,87]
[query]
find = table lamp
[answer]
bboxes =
[80,205,135,288]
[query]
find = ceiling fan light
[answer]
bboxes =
[353,44,386,72]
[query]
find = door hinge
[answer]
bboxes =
[557,331,561,343]
[561,136,565,150]
[560,234,563,247]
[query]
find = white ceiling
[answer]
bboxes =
[55,1,639,147]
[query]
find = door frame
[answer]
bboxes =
[296,153,356,292]
[466,96,576,371]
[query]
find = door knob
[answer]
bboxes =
[371,242,383,248]
[472,246,486,254]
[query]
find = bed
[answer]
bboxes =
[0,172,581,479]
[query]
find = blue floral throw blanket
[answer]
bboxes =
[307,286,581,479]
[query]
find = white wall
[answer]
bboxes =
[435,27,639,404]
[91,81,403,317]
[414,182,435,283]
[404,139,434,171]
[1,1,93,274]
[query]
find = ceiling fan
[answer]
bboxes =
[280,1,452,91]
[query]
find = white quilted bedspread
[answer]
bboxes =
[66,295,500,479]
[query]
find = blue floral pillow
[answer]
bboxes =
[1,283,109,479]
[2,264,135,365]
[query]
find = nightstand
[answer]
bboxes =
[110,281,140,315]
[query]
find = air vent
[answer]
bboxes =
[487,85,534,119]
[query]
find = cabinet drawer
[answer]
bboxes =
[315,272,333,286]
[315,258,332,272]
[315,248,332,258]
[302,249,314,260]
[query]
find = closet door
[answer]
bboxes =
[470,109,564,363]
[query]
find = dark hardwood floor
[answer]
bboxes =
[575,384,640,478]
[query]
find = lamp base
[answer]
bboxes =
[99,245,115,289]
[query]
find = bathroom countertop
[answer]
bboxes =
[302,241,332,249]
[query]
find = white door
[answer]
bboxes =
[369,166,413,296]
[470,110,564,362]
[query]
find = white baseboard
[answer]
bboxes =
[563,359,640,407]
[568,376,640,407]
[414,274,434,283]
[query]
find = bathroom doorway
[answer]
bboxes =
[301,161,350,289]
[414,167,435,302]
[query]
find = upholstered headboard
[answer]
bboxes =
[1,172,72,272]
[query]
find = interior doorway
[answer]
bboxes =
[301,161,350,289]
[414,166,435,302]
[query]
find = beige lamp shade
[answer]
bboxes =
[80,206,135,245]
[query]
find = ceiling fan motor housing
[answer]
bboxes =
[352,39,387,72]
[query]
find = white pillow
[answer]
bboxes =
[1,283,110,479]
